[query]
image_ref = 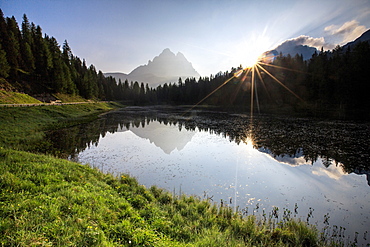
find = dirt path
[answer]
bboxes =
[0,102,93,107]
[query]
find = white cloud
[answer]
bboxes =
[289,35,329,49]
[277,35,334,51]
[277,20,368,52]
[324,20,367,45]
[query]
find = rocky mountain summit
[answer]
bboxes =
[105,48,200,88]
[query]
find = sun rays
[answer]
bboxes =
[225,50,305,119]
[184,49,307,145]
[185,49,306,128]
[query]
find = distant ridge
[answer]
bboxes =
[103,72,128,83]
[273,42,317,60]
[343,29,370,50]
[270,29,370,60]
[105,49,200,88]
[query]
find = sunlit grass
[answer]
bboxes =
[0,148,340,246]
[53,93,89,103]
[0,103,119,152]
[0,99,350,246]
[0,90,41,104]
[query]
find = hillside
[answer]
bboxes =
[0,90,41,104]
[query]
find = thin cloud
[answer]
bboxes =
[324,20,367,45]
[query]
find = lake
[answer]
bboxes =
[48,106,370,245]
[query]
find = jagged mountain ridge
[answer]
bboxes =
[105,48,200,88]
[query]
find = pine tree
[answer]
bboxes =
[139,82,145,103]
[0,9,8,51]
[33,25,52,81]
[4,17,21,80]
[97,71,107,99]
[0,43,10,78]
[62,40,72,64]
[46,35,67,92]
[20,14,35,73]
[132,81,140,103]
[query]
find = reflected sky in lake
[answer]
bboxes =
[76,118,370,244]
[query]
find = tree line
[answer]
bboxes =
[153,42,370,120]
[1,10,369,119]
[0,10,126,100]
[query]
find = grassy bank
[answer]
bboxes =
[0,90,41,104]
[0,102,121,153]
[0,148,331,246]
[52,93,88,103]
[0,103,345,246]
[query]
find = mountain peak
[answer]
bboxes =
[111,49,200,88]
[162,48,173,54]
[153,48,176,63]
[176,51,186,59]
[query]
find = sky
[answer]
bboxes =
[1,0,370,76]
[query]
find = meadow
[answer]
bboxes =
[1,148,334,246]
[0,102,346,246]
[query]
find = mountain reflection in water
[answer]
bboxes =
[117,121,195,154]
[47,106,370,245]
[47,106,370,185]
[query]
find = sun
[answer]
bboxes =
[244,132,255,149]
[235,34,274,68]
[243,54,261,68]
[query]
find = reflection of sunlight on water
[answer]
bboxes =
[243,134,255,150]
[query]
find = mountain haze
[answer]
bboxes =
[274,42,317,60]
[105,49,200,88]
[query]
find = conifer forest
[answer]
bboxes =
[1,10,369,119]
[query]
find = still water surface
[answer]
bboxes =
[62,106,370,244]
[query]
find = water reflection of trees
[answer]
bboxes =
[46,107,369,181]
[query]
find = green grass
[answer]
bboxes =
[0,148,334,246]
[0,90,41,104]
[0,102,120,153]
[53,93,88,103]
[0,102,346,246]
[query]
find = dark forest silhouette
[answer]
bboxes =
[1,11,369,119]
